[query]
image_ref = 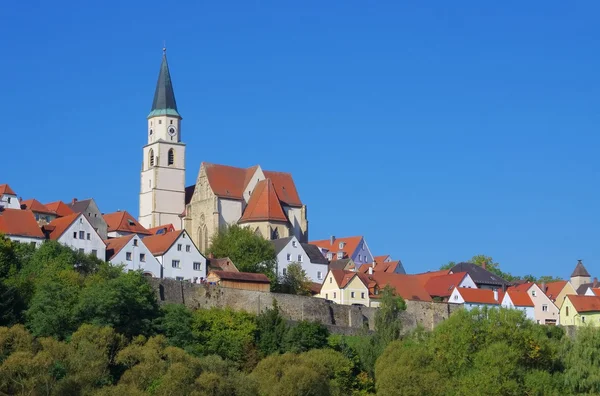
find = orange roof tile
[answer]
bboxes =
[509,283,534,293]
[239,179,288,223]
[456,287,499,305]
[310,236,363,260]
[374,255,391,264]
[44,201,75,217]
[542,281,568,302]
[103,211,151,235]
[505,290,534,307]
[369,272,432,302]
[104,234,135,261]
[412,269,451,286]
[21,199,54,214]
[567,295,600,313]
[358,260,402,274]
[203,162,303,207]
[143,230,183,256]
[147,224,176,235]
[425,272,468,298]
[0,209,45,238]
[329,269,360,289]
[45,213,81,240]
[0,184,17,196]
[589,288,600,296]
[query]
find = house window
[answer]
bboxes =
[186,245,191,252]
[532,290,537,297]
[329,277,332,284]
[158,120,162,124]
[317,271,323,280]
[80,218,83,224]
[78,248,84,254]
[333,292,336,298]
[292,241,297,247]
[168,149,175,166]
[565,306,569,316]
[73,232,77,239]
[337,252,343,259]
[79,231,85,239]
[177,244,182,251]
[92,249,97,257]
[7,197,10,203]
[542,304,548,312]
[193,262,201,271]
[86,233,90,240]
[454,295,458,301]
[327,253,333,260]
[325,293,328,299]
[133,239,138,246]
[286,253,291,261]
[297,254,302,262]
[176,277,184,281]
[582,316,586,323]
[351,292,355,298]
[361,292,365,299]
[140,253,146,262]
[126,252,132,261]
[339,242,345,249]
[172,260,180,268]
[283,268,287,276]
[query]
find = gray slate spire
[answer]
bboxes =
[148,50,180,118]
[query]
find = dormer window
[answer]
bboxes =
[337,252,343,259]
[339,242,345,249]
[327,253,333,260]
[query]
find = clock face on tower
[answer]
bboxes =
[168,126,177,137]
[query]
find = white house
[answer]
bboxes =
[0,184,20,210]
[143,229,206,282]
[449,287,501,310]
[271,236,329,282]
[105,234,162,278]
[0,208,46,247]
[501,289,536,321]
[44,213,106,260]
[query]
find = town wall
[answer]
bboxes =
[148,278,460,334]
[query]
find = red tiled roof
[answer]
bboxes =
[509,283,533,293]
[104,234,135,261]
[358,260,402,274]
[567,295,600,313]
[456,288,499,305]
[589,288,600,296]
[143,230,183,256]
[542,281,568,301]
[103,211,151,235]
[209,270,270,283]
[45,213,81,240]
[147,224,176,235]
[413,269,451,286]
[0,184,17,196]
[0,209,45,238]
[239,179,288,223]
[369,272,432,302]
[374,255,391,264]
[202,162,303,207]
[21,199,54,214]
[44,201,75,217]
[505,290,534,307]
[330,269,360,289]
[310,236,363,260]
[425,272,468,298]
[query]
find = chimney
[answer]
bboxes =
[330,235,335,245]
[541,282,547,293]
[71,198,78,205]
[481,261,487,270]
[493,289,498,302]
[372,259,376,268]
[368,266,373,275]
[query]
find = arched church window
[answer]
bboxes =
[149,149,155,167]
[271,227,279,240]
[168,149,175,166]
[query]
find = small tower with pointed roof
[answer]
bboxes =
[139,48,186,230]
[570,259,592,292]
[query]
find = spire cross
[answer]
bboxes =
[163,41,166,54]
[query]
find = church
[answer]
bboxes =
[139,51,308,253]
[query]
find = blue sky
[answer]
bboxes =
[2,1,599,277]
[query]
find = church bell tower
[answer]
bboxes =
[139,48,186,230]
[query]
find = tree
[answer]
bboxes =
[155,304,195,350]
[207,225,276,279]
[563,326,600,394]
[278,262,312,295]
[256,302,288,356]
[282,321,329,353]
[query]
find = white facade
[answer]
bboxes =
[0,193,20,210]
[108,235,162,278]
[458,274,478,289]
[6,235,44,247]
[501,293,536,321]
[448,288,500,311]
[154,230,207,282]
[56,214,106,260]
[274,236,328,282]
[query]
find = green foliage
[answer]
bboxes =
[256,302,288,356]
[277,262,312,295]
[154,304,195,349]
[283,321,329,353]
[207,225,276,279]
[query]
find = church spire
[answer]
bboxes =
[148,48,180,118]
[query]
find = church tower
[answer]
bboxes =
[139,49,186,230]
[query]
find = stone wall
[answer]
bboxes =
[148,278,458,334]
